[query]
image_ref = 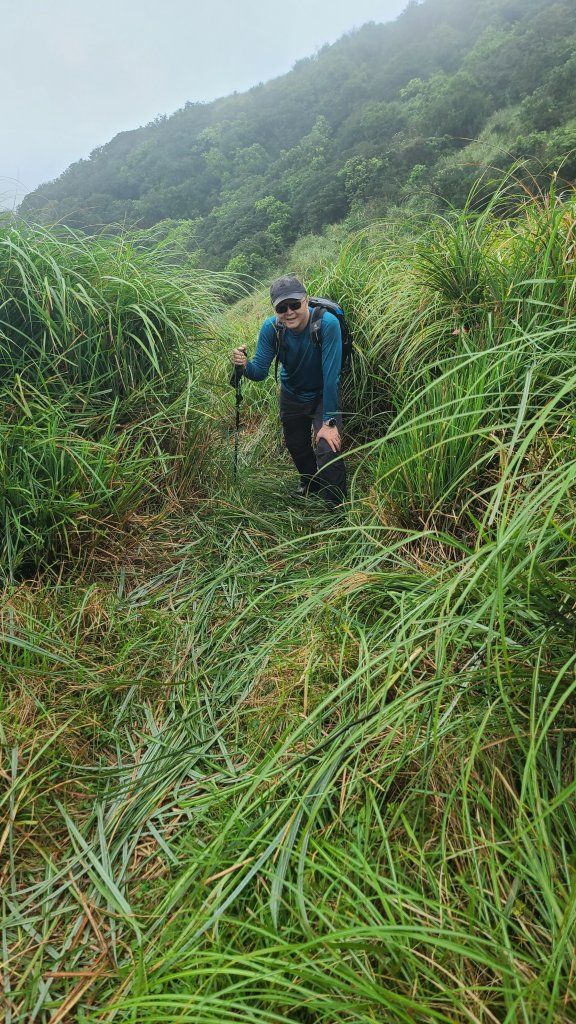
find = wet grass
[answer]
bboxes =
[2,189,576,1021]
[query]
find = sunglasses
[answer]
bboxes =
[275,298,305,314]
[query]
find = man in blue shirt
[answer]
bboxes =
[231,275,346,506]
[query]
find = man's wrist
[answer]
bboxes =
[324,418,338,428]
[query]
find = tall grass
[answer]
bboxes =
[2,184,576,1021]
[0,224,229,575]
[0,225,224,400]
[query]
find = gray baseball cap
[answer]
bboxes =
[270,275,306,308]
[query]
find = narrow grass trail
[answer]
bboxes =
[4,445,574,1023]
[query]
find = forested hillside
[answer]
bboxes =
[18,0,576,273]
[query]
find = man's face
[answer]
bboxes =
[275,296,310,333]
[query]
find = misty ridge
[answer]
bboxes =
[18,0,576,278]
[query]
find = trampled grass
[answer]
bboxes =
[1,189,576,1022]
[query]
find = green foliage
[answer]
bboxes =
[0,225,215,402]
[0,224,227,575]
[0,402,152,575]
[3,176,576,1023]
[18,0,576,278]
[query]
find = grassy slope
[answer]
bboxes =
[1,188,576,1022]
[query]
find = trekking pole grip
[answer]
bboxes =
[229,346,247,388]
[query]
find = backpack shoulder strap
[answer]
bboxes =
[309,305,325,348]
[308,297,353,373]
[272,319,286,382]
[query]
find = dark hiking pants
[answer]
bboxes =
[279,388,346,506]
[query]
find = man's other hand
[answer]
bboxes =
[316,423,341,453]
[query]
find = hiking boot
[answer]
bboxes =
[291,483,312,499]
[291,480,325,500]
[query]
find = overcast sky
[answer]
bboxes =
[0,0,407,208]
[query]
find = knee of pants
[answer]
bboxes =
[315,438,340,463]
[316,440,346,486]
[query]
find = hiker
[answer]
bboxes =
[231,275,346,507]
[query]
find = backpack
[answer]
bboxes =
[273,297,353,381]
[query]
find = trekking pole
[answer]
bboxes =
[229,347,246,483]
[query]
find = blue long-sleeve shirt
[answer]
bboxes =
[243,308,342,421]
